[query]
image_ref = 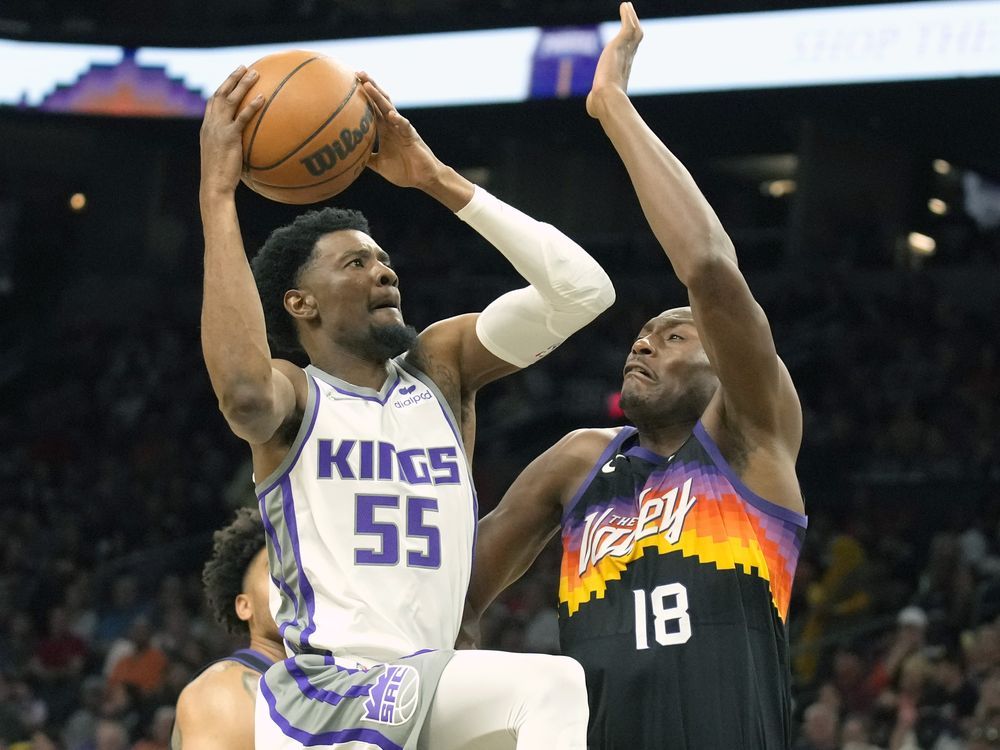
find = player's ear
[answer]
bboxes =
[285,288,318,321]
[235,593,253,623]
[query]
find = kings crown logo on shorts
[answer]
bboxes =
[362,664,420,726]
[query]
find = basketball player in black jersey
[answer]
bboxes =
[172,508,284,749]
[466,4,807,749]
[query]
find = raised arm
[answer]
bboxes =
[358,73,615,399]
[588,4,800,448]
[464,429,614,641]
[199,66,303,445]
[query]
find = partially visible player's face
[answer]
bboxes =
[292,230,416,359]
[243,547,280,642]
[619,308,718,426]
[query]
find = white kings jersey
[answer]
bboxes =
[255,357,476,663]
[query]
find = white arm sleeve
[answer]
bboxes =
[455,186,615,368]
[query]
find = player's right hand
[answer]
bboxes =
[586,2,643,119]
[199,66,263,196]
[357,72,445,190]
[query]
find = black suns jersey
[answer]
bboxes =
[558,423,807,750]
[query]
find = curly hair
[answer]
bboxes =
[202,506,266,635]
[251,207,371,355]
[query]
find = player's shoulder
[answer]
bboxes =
[176,658,259,716]
[175,658,258,748]
[272,358,308,388]
[541,427,623,474]
[405,315,476,376]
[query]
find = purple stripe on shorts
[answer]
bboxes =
[285,660,373,705]
[399,649,434,659]
[261,677,402,750]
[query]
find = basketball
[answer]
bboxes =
[238,50,376,205]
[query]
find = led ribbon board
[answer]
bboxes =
[1,0,998,117]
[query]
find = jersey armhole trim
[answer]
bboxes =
[693,421,808,529]
[394,356,464,457]
[561,426,637,523]
[255,376,322,496]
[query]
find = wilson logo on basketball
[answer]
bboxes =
[299,105,375,177]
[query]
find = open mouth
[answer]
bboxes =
[623,363,654,381]
[369,294,401,312]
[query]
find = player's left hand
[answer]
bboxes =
[358,72,445,189]
[587,2,643,119]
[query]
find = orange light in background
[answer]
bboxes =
[69,193,87,212]
[932,159,952,176]
[928,198,948,215]
[760,179,797,198]
[907,232,936,256]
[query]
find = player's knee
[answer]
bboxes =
[553,655,587,692]
[531,655,587,707]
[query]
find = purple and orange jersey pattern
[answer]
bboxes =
[559,423,807,622]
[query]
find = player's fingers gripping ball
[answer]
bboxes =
[239,50,376,204]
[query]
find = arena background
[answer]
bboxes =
[1,1,999,748]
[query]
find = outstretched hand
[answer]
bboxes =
[586,2,643,119]
[358,72,445,189]
[199,66,263,196]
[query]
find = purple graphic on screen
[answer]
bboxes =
[529,26,602,100]
[35,48,206,117]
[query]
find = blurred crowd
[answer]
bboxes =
[1,211,998,748]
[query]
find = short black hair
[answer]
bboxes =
[202,506,265,635]
[251,207,371,355]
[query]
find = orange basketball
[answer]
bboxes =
[239,50,376,205]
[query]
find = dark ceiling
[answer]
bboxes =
[0,0,951,47]
[1,0,997,178]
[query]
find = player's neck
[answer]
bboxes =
[248,633,286,664]
[307,344,392,391]
[636,421,695,458]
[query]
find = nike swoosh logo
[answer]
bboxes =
[601,454,626,473]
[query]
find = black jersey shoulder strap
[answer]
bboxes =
[194,647,275,679]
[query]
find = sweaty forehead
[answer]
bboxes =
[316,229,381,253]
[639,307,695,333]
[313,229,385,259]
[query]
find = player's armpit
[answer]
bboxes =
[413,313,520,393]
[455,602,482,649]
[219,360,306,446]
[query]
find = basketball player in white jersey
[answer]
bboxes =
[199,67,612,750]
[172,508,282,750]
